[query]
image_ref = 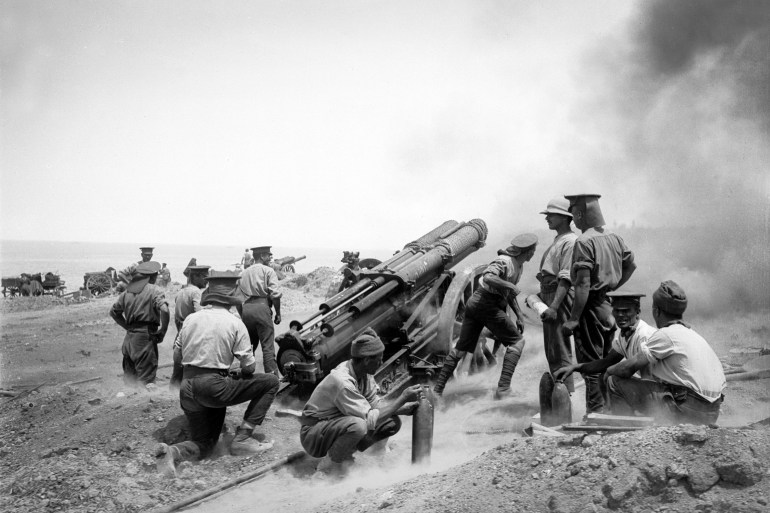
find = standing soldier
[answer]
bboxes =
[169,265,210,388]
[155,271,279,477]
[241,248,254,270]
[433,233,538,399]
[117,247,155,287]
[537,197,578,393]
[158,263,171,287]
[561,194,636,414]
[238,246,282,376]
[109,261,170,391]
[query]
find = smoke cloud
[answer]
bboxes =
[555,0,770,314]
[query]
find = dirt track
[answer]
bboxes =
[1,270,769,513]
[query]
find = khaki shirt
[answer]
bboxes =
[539,231,578,283]
[479,255,522,301]
[302,361,382,431]
[178,307,255,369]
[238,263,282,300]
[610,319,656,380]
[174,285,202,326]
[111,284,167,326]
[640,322,726,402]
[571,227,634,291]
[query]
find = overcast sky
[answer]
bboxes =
[1,1,768,252]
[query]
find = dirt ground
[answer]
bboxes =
[1,268,769,513]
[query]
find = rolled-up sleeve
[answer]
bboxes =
[335,384,379,431]
[640,330,675,364]
[557,239,576,283]
[266,269,283,300]
[233,323,256,367]
[571,239,595,274]
[152,290,169,313]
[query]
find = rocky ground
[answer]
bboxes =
[1,268,769,513]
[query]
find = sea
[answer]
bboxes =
[0,240,390,294]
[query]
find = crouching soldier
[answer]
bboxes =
[155,271,279,477]
[300,328,423,478]
[605,281,726,425]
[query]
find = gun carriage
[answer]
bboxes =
[272,255,307,274]
[276,219,490,397]
[83,268,117,295]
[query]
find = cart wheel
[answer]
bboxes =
[86,274,112,295]
[281,264,295,273]
[436,264,494,376]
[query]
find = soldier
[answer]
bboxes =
[606,281,726,425]
[561,194,636,414]
[553,291,656,383]
[117,247,155,288]
[433,233,538,399]
[238,246,282,375]
[300,328,422,479]
[169,265,211,388]
[537,197,578,393]
[109,261,170,391]
[155,272,279,477]
[241,248,254,270]
[158,263,171,287]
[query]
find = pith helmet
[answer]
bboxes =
[539,197,572,217]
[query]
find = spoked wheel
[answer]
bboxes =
[281,264,296,273]
[86,274,112,295]
[436,264,496,377]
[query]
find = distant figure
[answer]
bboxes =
[606,281,726,425]
[169,264,211,388]
[561,194,636,414]
[241,248,254,270]
[109,261,170,392]
[338,251,361,292]
[433,233,538,400]
[117,247,156,289]
[238,246,282,375]
[157,263,171,287]
[28,274,44,296]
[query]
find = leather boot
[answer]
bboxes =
[495,339,525,399]
[230,427,273,456]
[155,443,179,478]
[432,350,463,397]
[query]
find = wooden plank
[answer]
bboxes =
[562,424,646,432]
[727,369,770,382]
[585,413,654,427]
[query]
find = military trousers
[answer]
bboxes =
[300,415,402,463]
[607,375,722,426]
[171,368,279,461]
[539,282,575,393]
[573,291,615,413]
[121,327,159,385]
[241,298,278,375]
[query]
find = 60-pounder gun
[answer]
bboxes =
[276,219,489,397]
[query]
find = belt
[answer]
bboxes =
[126,322,158,330]
[538,274,559,293]
[245,296,270,304]
[182,366,229,379]
[299,415,321,427]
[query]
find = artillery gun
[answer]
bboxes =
[271,255,306,274]
[276,219,491,397]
